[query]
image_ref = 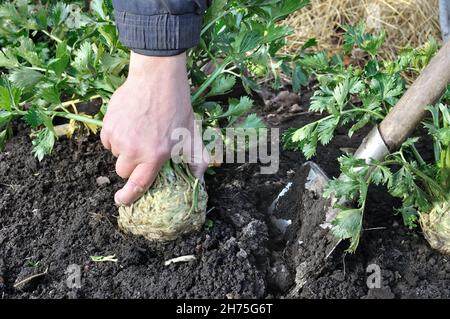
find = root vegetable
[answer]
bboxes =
[420,202,450,254]
[118,161,208,241]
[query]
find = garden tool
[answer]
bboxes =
[269,39,450,292]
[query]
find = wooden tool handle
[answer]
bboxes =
[379,39,450,151]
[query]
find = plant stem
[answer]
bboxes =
[41,30,63,44]
[26,66,76,81]
[346,107,385,120]
[15,95,103,127]
[411,144,426,167]
[407,164,447,200]
[60,95,102,108]
[192,57,233,103]
[223,68,240,78]
[201,10,232,36]
[53,112,103,127]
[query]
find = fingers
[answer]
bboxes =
[188,146,209,181]
[115,155,138,179]
[101,127,119,157]
[187,124,209,180]
[114,162,162,206]
[100,128,111,150]
[111,146,120,158]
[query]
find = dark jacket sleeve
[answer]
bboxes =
[112,0,210,56]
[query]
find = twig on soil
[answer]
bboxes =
[13,267,48,289]
[164,255,196,266]
[90,255,118,263]
[342,252,347,277]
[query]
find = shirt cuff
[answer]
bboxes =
[114,10,203,56]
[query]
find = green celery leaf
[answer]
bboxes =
[0,111,11,127]
[272,0,310,21]
[317,117,339,145]
[331,208,363,252]
[208,75,236,97]
[16,37,43,67]
[72,42,94,74]
[9,68,44,89]
[0,48,19,68]
[23,107,43,129]
[204,0,227,25]
[34,7,48,30]
[0,85,21,111]
[364,59,379,77]
[39,86,61,105]
[301,51,329,71]
[301,38,317,50]
[91,0,107,20]
[238,113,265,129]
[49,2,70,26]
[0,3,25,24]
[310,93,333,113]
[222,96,253,118]
[396,206,418,229]
[49,42,70,78]
[32,128,56,161]
[99,25,118,49]
[292,65,308,91]
[234,30,263,54]
[264,24,293,43]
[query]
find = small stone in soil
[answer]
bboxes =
[236,248,248,259]
[96,176,111,186]
[273,91,300,106]
[289,104,302,113]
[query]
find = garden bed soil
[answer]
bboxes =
[1,88,449,299]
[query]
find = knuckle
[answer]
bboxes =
[129,176,149,191]
[122,145,141,159]
[199,160,209,172]
[202,148,211,165]
[115,164,130,179]
[101,125,113,138]
[152,144,171,160]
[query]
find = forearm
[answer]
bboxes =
[128,51,187,80]
[126,51,191,112]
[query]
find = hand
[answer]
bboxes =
[100,51,208,206]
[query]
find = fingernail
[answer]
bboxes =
[131,183,144,194]
[115,183,144,206]
[114,190,127,206]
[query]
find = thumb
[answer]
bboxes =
[188,149,209,181]
[114,162,162,206]
[187,125,209,181]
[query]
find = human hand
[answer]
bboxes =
[101,51,208,206]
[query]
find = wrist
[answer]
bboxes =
[128,51,187,79]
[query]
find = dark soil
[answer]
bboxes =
[1,88,449,299]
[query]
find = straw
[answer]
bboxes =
[283,0,442,60]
